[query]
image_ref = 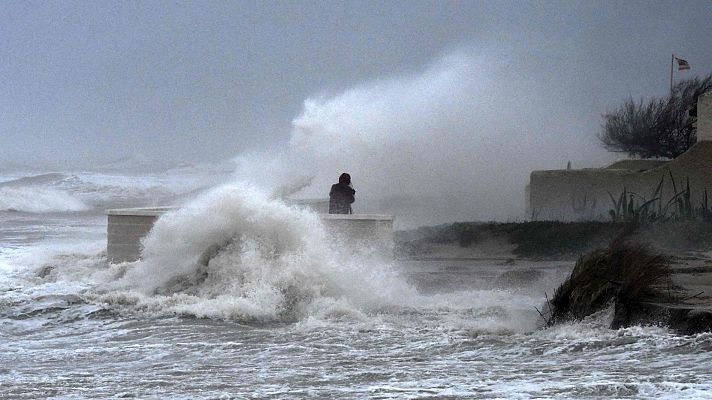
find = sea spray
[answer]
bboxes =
[98,183,416,322]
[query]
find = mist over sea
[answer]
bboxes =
[1,168,711,399]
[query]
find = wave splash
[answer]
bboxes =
[97,183,414,322]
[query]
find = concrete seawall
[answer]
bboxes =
[106,207,394,263]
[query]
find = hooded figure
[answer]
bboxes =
[329,173,355,214]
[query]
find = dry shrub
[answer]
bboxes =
[548,241,672,325]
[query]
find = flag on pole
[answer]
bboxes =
[675,56,691,71]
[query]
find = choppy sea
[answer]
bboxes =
[2,170,712,399]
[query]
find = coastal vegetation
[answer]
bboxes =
[599,74,712,159]
[546,240,673,326]
[543,232,712,334]
[606,172,712,224]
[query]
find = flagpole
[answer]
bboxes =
[670,53,674,94]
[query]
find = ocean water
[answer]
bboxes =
[2,171,712,399]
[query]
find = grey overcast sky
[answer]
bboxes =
[1,0,711,169]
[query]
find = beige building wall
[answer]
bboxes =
[699,92,712,141]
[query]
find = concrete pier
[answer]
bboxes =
[106,207,394,263]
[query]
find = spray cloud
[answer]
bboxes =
[236,50,614,226]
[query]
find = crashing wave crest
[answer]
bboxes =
[96,183,414,322]
[0,186,88,213]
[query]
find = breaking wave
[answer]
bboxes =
[0,173,68,188]
[0,186,88,213]
[93,183,415,322]
[0,170,216,213]
[0,173,85,212]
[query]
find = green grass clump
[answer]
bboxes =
[607,172,712,224]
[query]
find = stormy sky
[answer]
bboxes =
[1,1,711,221]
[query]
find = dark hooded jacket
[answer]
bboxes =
[329,174,355,214]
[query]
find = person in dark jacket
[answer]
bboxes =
[329,173,355,214]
